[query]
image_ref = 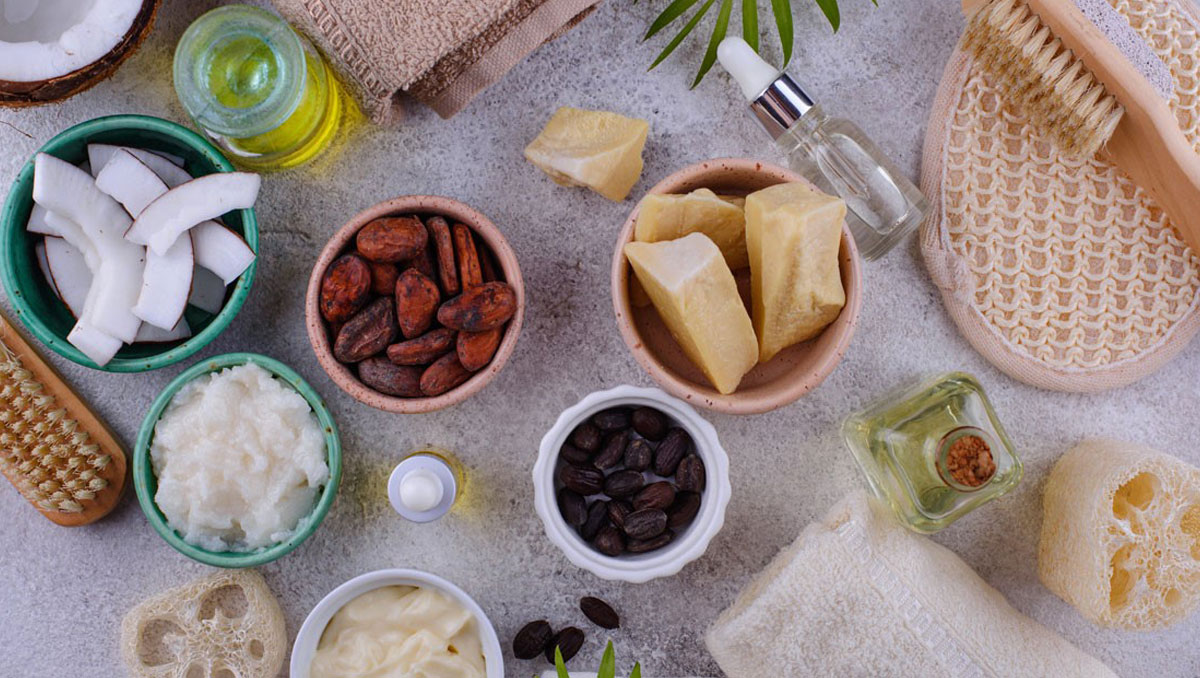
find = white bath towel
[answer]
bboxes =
[705,492,1116,678]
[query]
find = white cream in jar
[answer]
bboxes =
[150,362,329,551]
[310,585,486,678]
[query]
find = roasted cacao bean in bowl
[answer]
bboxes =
[305,196,524,413]
[532,385,732,583]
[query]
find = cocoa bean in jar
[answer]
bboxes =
[653,427,691,476]
[667,492,701,529]
[623,439,653,471]
[603,469,644,498]
[623,508,667,540]
[569,422,602,452]
[559,465,603,496]
[558,488,587,526]
[676,454,706,493]
[592,525,625,557]
[357,357,422,397]
[559,443,592,466]
[579,500,608,541]
[633,481,676,511]
[631,407,668,440]
[627,530,674,554]
[592,430,628,469]
[591,407,631,431]
[607,500,633,530]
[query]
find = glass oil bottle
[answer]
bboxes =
[842,372,1023,533]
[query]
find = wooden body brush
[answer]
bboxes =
[962,0,1200,254]
[0,311,126,525]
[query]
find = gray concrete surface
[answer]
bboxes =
[2,1,1199,676]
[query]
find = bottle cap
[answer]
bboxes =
[717,37,816,140]
[388,454,457,522]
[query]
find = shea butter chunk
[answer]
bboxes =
[745,182,845,362]
[635,188,748,270]
[1039,438,1200,630]
[625,233,757,394]
[524,107,649,201]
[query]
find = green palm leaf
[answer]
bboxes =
[771,0,794,65]
[692,0,734,88]
[645,0,703,39]
[648,0,716,70]
[742,0,759,50]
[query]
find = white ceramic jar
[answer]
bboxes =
[533,385,732,583]
[289,569,504,678]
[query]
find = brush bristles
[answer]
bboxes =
[0,350,108,514]
[964,0,1124,157]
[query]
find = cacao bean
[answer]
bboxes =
[334,298,398,363]
[579,500,608,541]
[559,443,592,466]
[436,282,517,332]
[320,254,371,323]
[386,328,456,365]
[546,627,584,663]
[356,215,428,262]
[591,407,631,431]
[512,620,553,660]
[607,500,633,530]
[558,488,587,526]
[357,356,423,397]
[631,407,668,440]
[603,469,644,498]
[478,238,500,283]
[592,430,628,469]
[653,427,691,476]
[419,352,472,396]
[623,508,667,540]
[623,439,653,471]
[367,260,400,296]
[676,454,706,493]
[558,465,603,496]
[569,422,602,452]
[580,597,620,629]
[453,222,483,289]
[627,530,674,554]
[668,492,702,530]
[633,481,676,511]
[406,240,437,280]
[592,525,625,557]
[427,216,459,296]
[456,327,502,371]
[395,268,440,339]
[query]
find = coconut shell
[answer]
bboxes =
[0,0,160,108]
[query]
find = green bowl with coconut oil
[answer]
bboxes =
[0,114,258,372]
[133,352,342,568]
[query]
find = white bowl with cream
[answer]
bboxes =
[290,569,504,678]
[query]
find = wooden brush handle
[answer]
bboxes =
[0,313,127,526]
[963,0,1200,253]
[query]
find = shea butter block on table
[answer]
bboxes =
[634,188,749,270]
[524,107,649,202]
[745,183,846,362]
[624,233,757,394]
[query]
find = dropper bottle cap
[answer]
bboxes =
[717,37,816,140]
[388,453,457,523]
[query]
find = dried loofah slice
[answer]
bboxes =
[1039,438,1200,630]
[120,570,286,678]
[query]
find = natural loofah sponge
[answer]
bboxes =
[1039,438,1200,630]
[120,569,286,678]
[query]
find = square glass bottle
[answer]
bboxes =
[842,372,1022,533]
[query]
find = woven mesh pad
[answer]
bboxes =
[920,0,1200,392]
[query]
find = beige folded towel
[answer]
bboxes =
[271,0,600,123]
[706,492,1116,678]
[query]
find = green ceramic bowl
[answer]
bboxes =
[133,353,341,568]
[0,114,258,372]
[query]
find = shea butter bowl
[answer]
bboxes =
[306,195,524,413]
[133,352,341,568]
[533,385,732,583]
[0,114,258,372]
[612,158,862,415]
[290,568,504,678]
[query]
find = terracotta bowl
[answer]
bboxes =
[306,196,524,413]
[611,158,862,415]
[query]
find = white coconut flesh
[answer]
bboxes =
[88,143,189,187]
[126,172,261,254]
[94,148,167,216]
[26,203,58,235]
[192,220,255,284]
[43,210,99,270]
[188,266,227,315]
[134,232,193,330]
[0,0,143,82]
[43,235,91,318]
[33,153,143,343]
[33,238,54,294]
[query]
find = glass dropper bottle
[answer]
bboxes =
[717,37,929,260]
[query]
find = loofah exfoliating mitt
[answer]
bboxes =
[120,570,287,678]
[1039,438,1200,630]
[921,0,1200,392]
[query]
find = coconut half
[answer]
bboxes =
[0,0,159,107]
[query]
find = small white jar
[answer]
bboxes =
[289,569,504,678]
[533,385,732,583]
